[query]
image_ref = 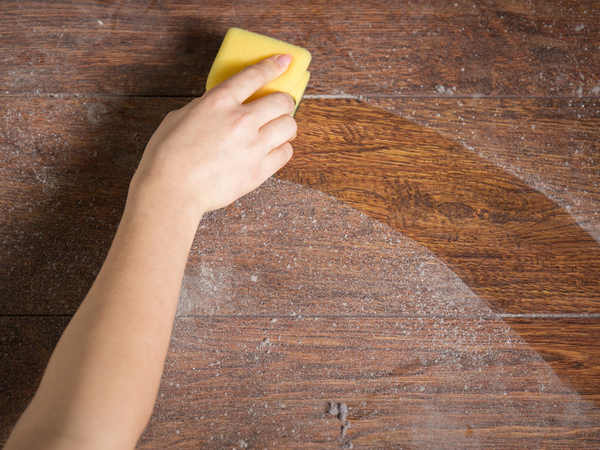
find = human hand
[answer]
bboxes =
[130,54,297,219]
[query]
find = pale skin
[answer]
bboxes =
[4,54,297,450]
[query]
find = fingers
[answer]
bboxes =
[247,91,296,124]
[219,54,293,104]
[259,142,294,180]
[258,113,297,152]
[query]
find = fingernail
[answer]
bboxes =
[277,54,293,67]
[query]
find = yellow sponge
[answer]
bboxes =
[206,28,311,114]
[288,70,311,113]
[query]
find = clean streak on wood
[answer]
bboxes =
[369,98,600,242]
[279,99,600,314]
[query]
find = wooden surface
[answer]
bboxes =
[3,316,599,448]
[369,97,600,243]
[2,0,599,97]
[1,0,600,448]
[2,181,600,446]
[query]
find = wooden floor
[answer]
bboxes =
[1,1,599,448]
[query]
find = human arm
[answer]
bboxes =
[4,54,297,450]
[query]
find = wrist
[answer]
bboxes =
[125,175,204,244]
[128,172,206,223]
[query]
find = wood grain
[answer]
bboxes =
[2,317,599,448]
[279,99,600,314]
[1,4,600,439]
[1,0,598,97]
[179,179,492,318]
[505,318,600,404]
[3,98,598,316]
[146,317,600,448]
[369,97,600,242]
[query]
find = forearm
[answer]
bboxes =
[6,188,201,450]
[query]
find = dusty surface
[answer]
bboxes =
[1,1,599,447]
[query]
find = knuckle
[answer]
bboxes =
[287,94,297,112]
[231,110,254,131]
[283,114,298,136]
[163,107,184,124]
[278,143,293,166]
[274,92,295,112]
[207,85,235,107]
[190,96,204,106]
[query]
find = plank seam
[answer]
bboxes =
[0,94,599,100]
[3,314,600,319]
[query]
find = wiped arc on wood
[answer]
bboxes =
[279,99,600,315]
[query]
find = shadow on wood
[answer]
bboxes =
[0,17,224,312]
[0,318,68,437]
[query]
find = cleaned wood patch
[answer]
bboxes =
[279,99,600,314]
[369,97,600,243]
[505,318,600,403]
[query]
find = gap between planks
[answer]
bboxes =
[1,93,599,99]
[3,314,600,319]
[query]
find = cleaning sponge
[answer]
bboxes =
[206,28,311,113]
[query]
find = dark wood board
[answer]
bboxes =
[0,318,69,441]
[1,0,599,97]
[102,316,600,448]
[2,317,599,448]
[1,19,599,442]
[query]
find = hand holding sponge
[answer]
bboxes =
[206,28,311,114]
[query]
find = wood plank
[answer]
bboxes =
[0,317,68,439]
[278,99,600,314]
[0,97,485,317]
[505,318,600,404]
[369,97,600,242]
[0,131,488,318]
[1,0,599,96]
[2,317,599,448]
[2,98,599,316]
[147,317,600,448]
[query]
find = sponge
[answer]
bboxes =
[206,28,311,114]
[288,70,311,112]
